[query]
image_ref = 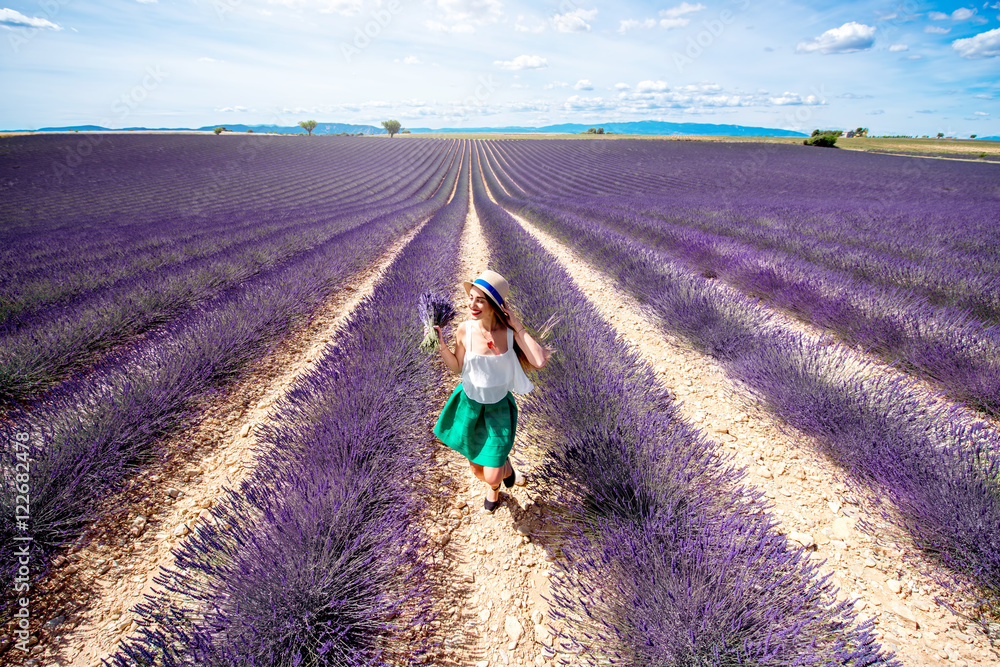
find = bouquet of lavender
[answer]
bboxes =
[418,291,457,352]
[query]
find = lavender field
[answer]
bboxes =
[1,133,998,665]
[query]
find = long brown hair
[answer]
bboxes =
[487,300,559,374]
[490,305,537,374]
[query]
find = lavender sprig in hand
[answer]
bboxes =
[418,291,457,352]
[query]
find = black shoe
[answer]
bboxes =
[503,459,526,488]
[484,483,502,513]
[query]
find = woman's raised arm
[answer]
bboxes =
[505,308,548,369]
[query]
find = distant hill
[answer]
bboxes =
[19,120,808,137]
[195,122,385,135]
[27,122,386,135]
[407,120,809,137]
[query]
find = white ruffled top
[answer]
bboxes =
[461,324,533,404]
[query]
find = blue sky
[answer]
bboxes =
[2,0,998,135]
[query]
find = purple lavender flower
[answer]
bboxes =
[417,290,457,352]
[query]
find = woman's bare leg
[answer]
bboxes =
[474,460,513,502]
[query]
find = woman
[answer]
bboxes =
[431,270,548,512]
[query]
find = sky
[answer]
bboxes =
[1,0,998,136]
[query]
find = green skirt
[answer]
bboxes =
[433,384,518,468]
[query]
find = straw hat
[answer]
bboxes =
[463,270,509,311]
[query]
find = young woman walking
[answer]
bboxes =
[431,270,548,512]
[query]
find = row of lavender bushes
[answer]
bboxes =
[470,146,894,665]
[486,139,1000,324]
[1,139,437,321]
[480,143,1000,416]
[1,135,440,239]
[0,142,463,625]
[1,142,455,404]
[110,142,471,667]
[554,193,1000,417]
[481,142,1000,419]
[488,137,999,275]
[477,148,1000,620]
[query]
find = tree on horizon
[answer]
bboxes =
[382,120,402,138]
[299,120,318,136]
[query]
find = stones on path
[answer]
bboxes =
[505,615,523,648]
[788,532,814,548]
[129,515,147,537]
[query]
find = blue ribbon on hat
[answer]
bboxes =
[473,278,504,309]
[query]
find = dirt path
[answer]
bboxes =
[505,209,997,667]
[30,221,431,667]
[418,178,569,667]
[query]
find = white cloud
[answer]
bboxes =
[636,80,670,93]
[401,55,423,65]
[544,81,569,89]
[494,55,548,70]
[552,8,597,32]
[514,15,545,33]
[614,82,631,91]
[603,79,826,114]
[930,7,979,21]
[217,106,249,112]
[889,43,908,51]
[574,79,594,91]
[436,0,502,23]
[658,3,705,29]
[925,25,951,34]
[563,95,616,112]
[0,8,62,30]
[953,27,1000,58]
[424,0,502,33]
[619,4,703,32]
[136,0,158,4]
[618,18,657,33]
[769,92,822,105]
[975,111,990,115]
[796,22,876,54]
[660,2,705,19]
